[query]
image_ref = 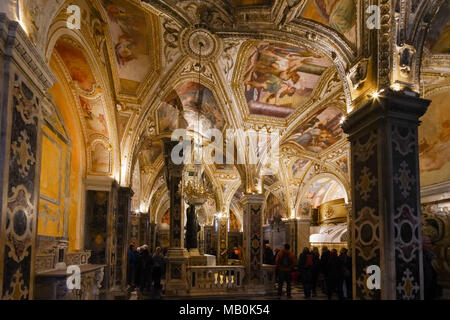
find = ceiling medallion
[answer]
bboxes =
[180,28,221,61]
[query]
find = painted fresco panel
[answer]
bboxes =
[291,159,311,179]
[244,43,332,118]
[54,39,96,92]
[290,107,343,153]
[419,92,450,186]
[425,0,450,54]
[102,0,151,84]
[301,0,357,44]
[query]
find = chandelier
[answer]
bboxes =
[182,37,213,207]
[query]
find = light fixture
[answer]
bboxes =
[182,36,213,207]
[372,91,380,99]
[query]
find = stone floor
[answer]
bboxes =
[129,281,340,300]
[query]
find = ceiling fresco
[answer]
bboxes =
[54,39,96,92]
[158,82,225,136]
[289,107,343,153]
[26,0,446,227]
[424,0,450,54]
[300,0,357,44]
[291,158,311,180]
[243,42,332,118]
[139,140,163,166]
[101,0,154,92]
[304,176,346,208]
[419,91,450,187]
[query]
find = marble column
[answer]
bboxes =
[296,218,311,253]
[149,222,157,252]
[139,213,149,247]
[162,138,189,295]
[0,15,55,299]
[342,90,430,300]
[217,218,228,265]
[110,185,133,299]
[241,194,264,286]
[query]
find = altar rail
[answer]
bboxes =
[262,264,277,294]
[187,265,245,294]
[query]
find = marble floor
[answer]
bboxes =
[129,281,341,300]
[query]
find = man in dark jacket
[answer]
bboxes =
[139,245,153,293]
[127,244,137,288]
[298,247,314,298]
[320,246,331,293]
[275,243,296,298]
[263,243,274,265]
[338,248,352,299]
[326,249,342,300]
[423,236,439,300]
[311,247,321,296]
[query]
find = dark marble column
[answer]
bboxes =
[162,138,189,295]
[342,90,430,300]
[0,15,55,299]
[149,222,157,252]
[241,194,264,287]
[114,187,133,297]
[217,217,228,265]
[139,213,149,247]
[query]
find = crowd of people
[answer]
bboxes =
[265,240,441,300]
[127,244,166,298]
[264,243,353,299]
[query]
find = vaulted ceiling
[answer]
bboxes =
[13,0,449,223]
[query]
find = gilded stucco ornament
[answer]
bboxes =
[180,27,222,62]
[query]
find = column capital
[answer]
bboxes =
[343,89,430,136]
[240,193,265,206]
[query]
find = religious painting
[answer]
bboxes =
[229,211,241,231]
[139,140,162,165]
[79,97,109,137]
[161,210,170,225]
[244,43,332,118]
[176,82,225,132]
[424,0,450,54]
[91,143,110,173]
[85,191,109,264]
[289,107,343,153]
[158,102,179,133]
[419,92,450,186]
[101,0,151,85]
[54,39,96,92]
[335,155,348,174]
[265,193,286,224]
[305,177,346,208]
[291,159,311,179]
[301,0,357,44]
[305,178,332,208]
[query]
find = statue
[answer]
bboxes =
[185,204,200,250]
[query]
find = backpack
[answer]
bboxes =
[281,252,290,267]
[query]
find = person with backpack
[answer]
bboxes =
[152,247,165,298]
[326,249,342,299]
[275,243,296,298]
[298,247,314,298]
[311,247,321,297]
[338,248,352,299]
